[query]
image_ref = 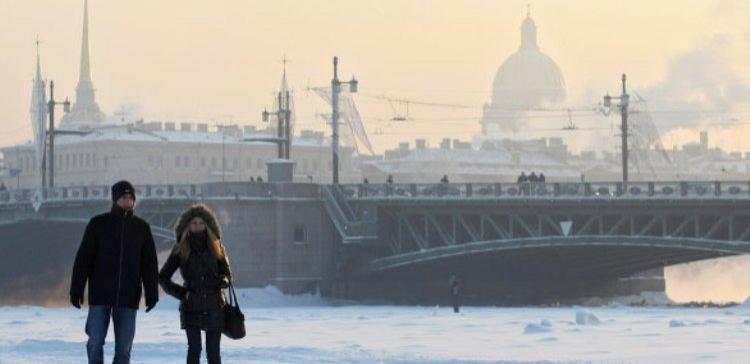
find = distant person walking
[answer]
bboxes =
[448,274,462,313]
[159,204,233,364]
[528,172,539,195]
[517,172,528,195]
[69,180,159,364]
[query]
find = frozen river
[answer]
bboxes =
[1,288,750,363]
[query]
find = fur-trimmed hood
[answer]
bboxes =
[174,203,222,240]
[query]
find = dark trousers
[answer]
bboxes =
[452,294,460,313]
[85,305,137,364]
[186,328,222,364]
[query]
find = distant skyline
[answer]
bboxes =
[1,0,749,154]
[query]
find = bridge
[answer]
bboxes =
[1,180,749,304]
[324,180,750,303]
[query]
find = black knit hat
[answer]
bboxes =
[111,180,136,202]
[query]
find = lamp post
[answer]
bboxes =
[330,56,358,184]
[601,74,630,185]
[261,91,291,159]
[46,80,71,188]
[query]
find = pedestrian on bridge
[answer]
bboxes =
[517,172,529,196]
[69,180,160,364]
[159,204,233,364]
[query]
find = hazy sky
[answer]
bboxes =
[1,0,749,154]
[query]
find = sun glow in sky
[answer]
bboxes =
[1,0,749,154]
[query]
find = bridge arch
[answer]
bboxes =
[358,235,749,278]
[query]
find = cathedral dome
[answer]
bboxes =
[491,11,565,107]
[481,9,566,134]
[491,47,565,106]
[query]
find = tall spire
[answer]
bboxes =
[79,0,91,83]
[61,0,105,127]
[277,55,295,156]
[31,36,46,126]
[35,36,43,82]
[280,54,290,93]
[30,37,48,188]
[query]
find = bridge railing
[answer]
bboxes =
[343,180,750,199]
[0,184,204,205]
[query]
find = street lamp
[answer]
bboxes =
[46,80,72,188]
[330,56,358,184]
[259,90,291,159]
[600,74,630,185]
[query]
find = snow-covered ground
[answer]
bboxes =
[2,287,750,364]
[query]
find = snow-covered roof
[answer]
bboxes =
[6,125,331,149]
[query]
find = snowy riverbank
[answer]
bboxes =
[2,288,750,363]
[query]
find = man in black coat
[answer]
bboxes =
[70,180,159,364]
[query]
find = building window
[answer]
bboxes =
[246,158,252,169]
[85,153,91,167]
[211,157,217,168]
[293,225,307,244]
[257,158,263,169]
[175,156,181,168]
[184,156,190,168]
[201,157,206,168]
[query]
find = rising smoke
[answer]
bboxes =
[641,34,750,150]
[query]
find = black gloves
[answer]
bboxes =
[145,298,158,313]
[70,294,83,309]
[219,275,230,289]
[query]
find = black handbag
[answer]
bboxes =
[195,250,246,339]
[222,282,246,339]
